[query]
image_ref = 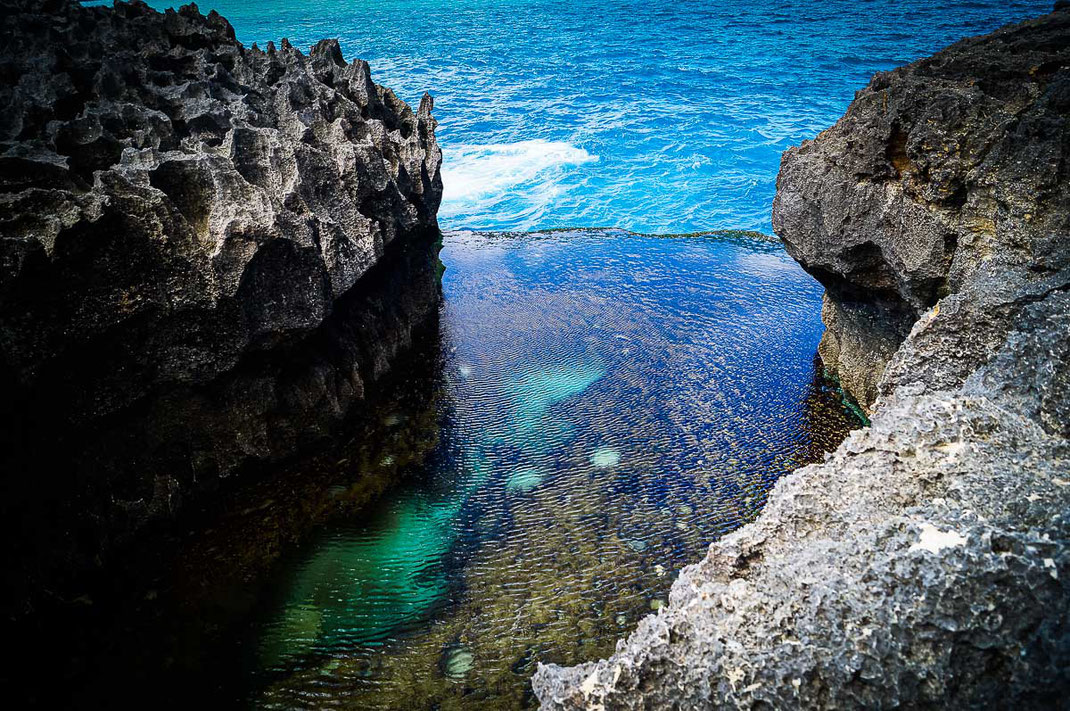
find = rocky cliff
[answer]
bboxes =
[0,0,442,612]
[534,7,1069,708]
[773,5,1069,415]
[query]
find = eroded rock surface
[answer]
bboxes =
[534,7,1069,709]
[0,0,442,610]
[773,7,1070,413]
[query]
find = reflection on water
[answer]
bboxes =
[249,229,859,709]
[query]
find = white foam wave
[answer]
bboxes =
[440,140,598,212]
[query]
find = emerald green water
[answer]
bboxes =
[240,229,857,709]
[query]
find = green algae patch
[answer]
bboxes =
[821,366,871,426]
[433,230,447,281]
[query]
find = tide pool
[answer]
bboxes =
[250,230,860,708]
[74,1,1055,707]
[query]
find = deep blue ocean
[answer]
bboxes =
[140,0,1048,233]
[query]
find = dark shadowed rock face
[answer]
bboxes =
[0,0,442,611]
[534,8,1069,709]
[772,8,1070,413]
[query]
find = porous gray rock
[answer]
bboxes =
[535,291,1070,708]
[534,8,1070,709]
[0,0,442,611]
[772,7,1070,414]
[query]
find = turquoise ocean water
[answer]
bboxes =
[142,0,1049,233]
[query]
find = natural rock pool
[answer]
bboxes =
[9,3,1063,709]
[217,229,858,708]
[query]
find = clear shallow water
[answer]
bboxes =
[246,230,858,708]
[137,0,1049,233]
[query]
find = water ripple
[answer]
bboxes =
[252,230,860,708]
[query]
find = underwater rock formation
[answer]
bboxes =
[0,0,442,610]
[534,7,1069,708]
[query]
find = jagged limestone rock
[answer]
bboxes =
[0,0,442,609]
[772,7,1070,414]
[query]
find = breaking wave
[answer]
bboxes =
[439,140,598,230]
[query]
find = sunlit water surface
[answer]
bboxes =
[133,0,1050,233]
[246,230,858,708]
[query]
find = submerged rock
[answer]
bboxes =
[534,7,1070,709]
[0,0,442,613]
[442,643,476,680]
[590,447,621,468]
[507,466,547,492]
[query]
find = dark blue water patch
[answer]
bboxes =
[138,0,1051,233]
[248,229,861,709]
